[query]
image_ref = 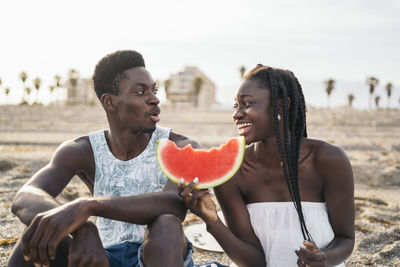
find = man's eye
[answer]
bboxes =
[136,89,145,95]
[152,87,159,94]
[233,103,238,109]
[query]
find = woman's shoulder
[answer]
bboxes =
[301,138,350,169]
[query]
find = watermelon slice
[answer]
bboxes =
[156,136,245,189]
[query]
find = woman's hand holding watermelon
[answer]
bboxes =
[179,178,219,226]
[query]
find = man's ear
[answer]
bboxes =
[100,94,116,113]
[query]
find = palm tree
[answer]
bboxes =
[192,76,203,108]
[48,85,55,104]
[4,87,10,104]
[239,65,246,79]
[33,77,42,104]
[24,86,32,104]
[347,94,355,108]
[324,79,335,108]
[54,74,62,87]
[366,76,379,109]
[385,82,393,109]
[374,96,381,109]
[20,71,28,103]
[53,74,62,105]
[67,69,79,105]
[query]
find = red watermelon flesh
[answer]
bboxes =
[156,136,245,189]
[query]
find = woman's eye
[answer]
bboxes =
[233,103,238,109]
[243,101,252,107]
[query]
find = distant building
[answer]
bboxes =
[166,66,216,109]
[66,78,98,105]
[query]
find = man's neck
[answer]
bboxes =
[105,128,152,161]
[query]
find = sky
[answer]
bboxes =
[0,0,399,109]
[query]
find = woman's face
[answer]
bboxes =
[233,78,275,144]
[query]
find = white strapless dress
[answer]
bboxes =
[245,202,345,267]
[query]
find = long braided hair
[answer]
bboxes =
[244,64,312,241]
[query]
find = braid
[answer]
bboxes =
[294,78,308,138]
[287,74,312,241]
[267,69,296,204]
[247,65,312,241]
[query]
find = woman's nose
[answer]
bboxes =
[232,107,244,120]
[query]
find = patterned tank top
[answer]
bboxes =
[88,125,171,247]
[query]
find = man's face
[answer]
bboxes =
[113,67,160,134]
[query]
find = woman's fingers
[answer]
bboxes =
[303,240,317,251]
[295,242,326,266]
[189,189,210,208]
[179,177,199,198]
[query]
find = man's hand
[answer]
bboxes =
[67,222,109,267]
[179,178,218,225]
[295,241,327,267]
[21,197,93,265]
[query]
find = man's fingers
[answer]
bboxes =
[21,217,40,260]
[27,218,47,263]
[47,230,66,261]
[36,220,58,265]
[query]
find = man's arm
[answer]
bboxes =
[11,136,94,225]
[11,137,109,266]
[168,131,200,149]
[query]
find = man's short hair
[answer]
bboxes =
[92,50,145,99]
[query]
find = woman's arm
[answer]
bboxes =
[298,143,355,267]
[320,144,355,265]
[182,176,266,267]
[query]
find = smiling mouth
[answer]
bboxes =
[237,122,252,135]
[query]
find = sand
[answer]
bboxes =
[0,104,399,266]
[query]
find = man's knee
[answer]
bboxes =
[144,214,186,248]
[7,235,70,267]
[143,215,188,265]
[7,239,33,267]
[148,214,183,235]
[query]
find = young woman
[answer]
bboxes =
[180,65,355,267]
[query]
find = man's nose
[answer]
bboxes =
[148,93,160,105]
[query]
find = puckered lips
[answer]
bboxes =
[236,121,253,136]
[148,107,161,123]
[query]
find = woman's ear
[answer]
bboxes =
[100,94,116,113]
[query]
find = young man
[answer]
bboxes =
[8,50,198,267]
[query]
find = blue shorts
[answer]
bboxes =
[105,241,228,267]
[105,241,194,267]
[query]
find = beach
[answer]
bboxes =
[0,104,399,266]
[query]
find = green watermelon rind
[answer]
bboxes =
[156,137,245,189]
